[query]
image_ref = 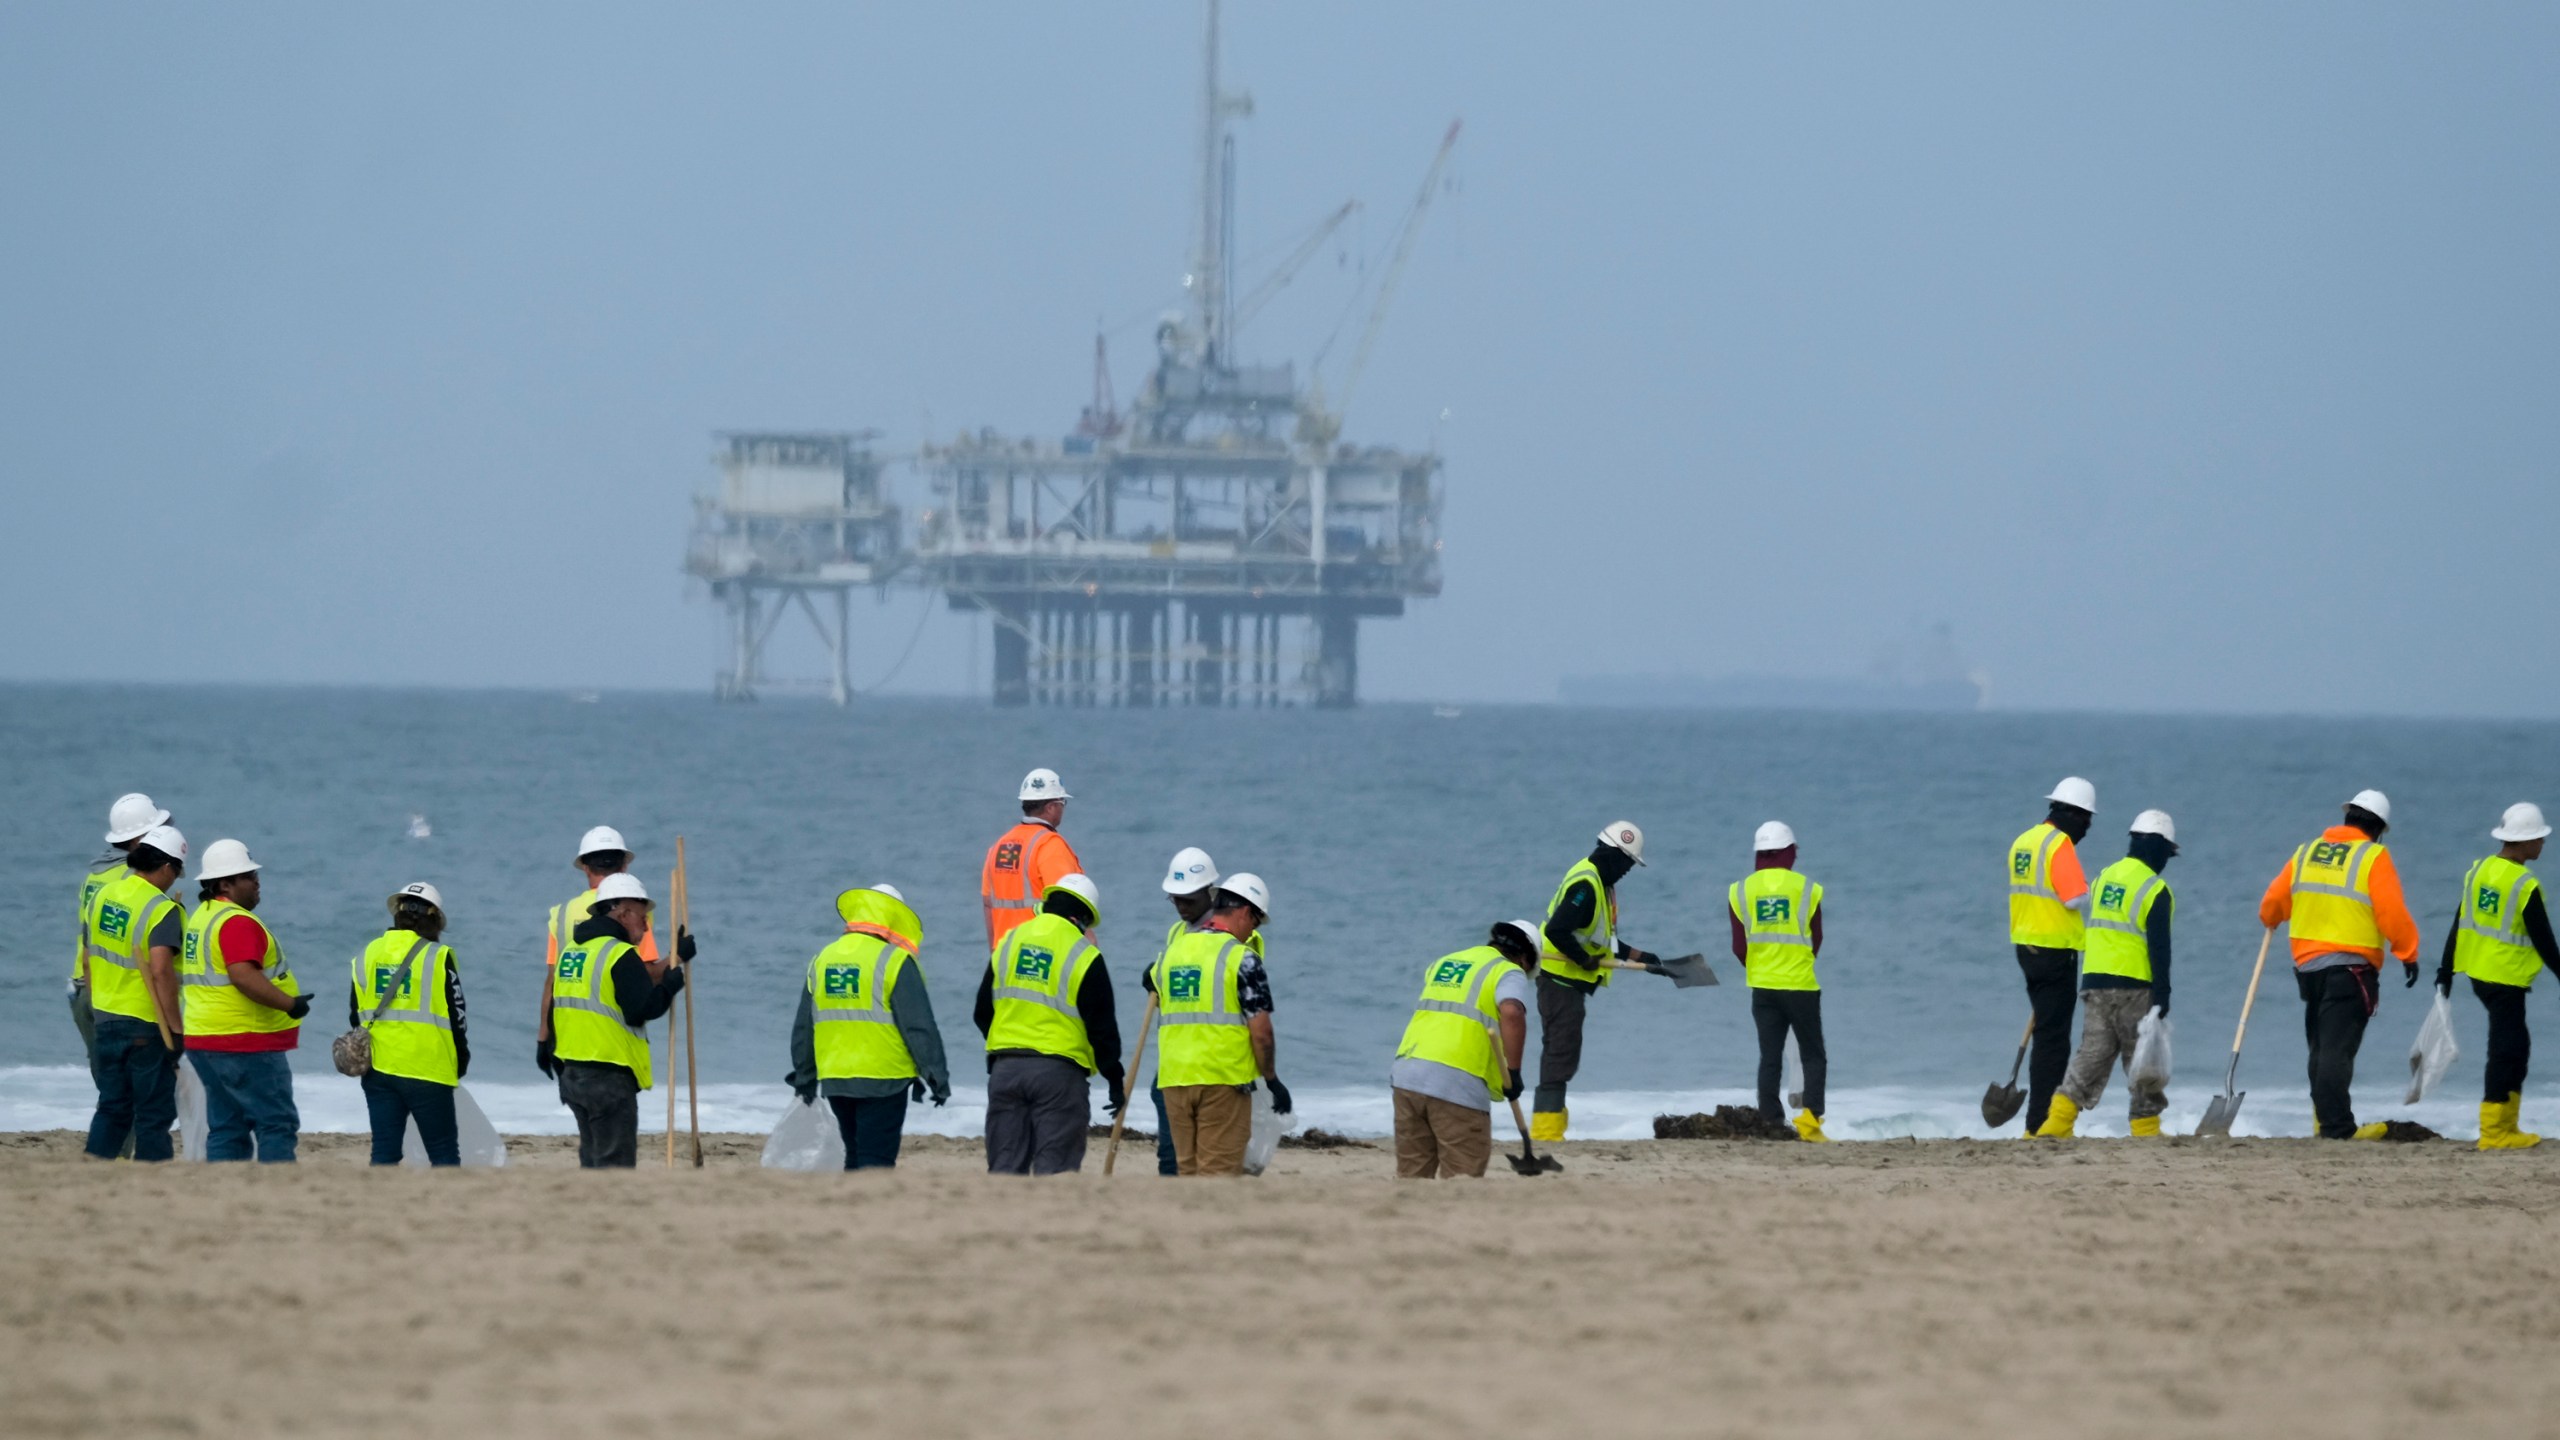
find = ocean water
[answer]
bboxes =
[4,683,2554,1140]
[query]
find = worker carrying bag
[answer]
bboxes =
[332,943,430,1078]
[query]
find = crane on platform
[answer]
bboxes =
[1303,118,1462,443]
[1234,199,1360,338]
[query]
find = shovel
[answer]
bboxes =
[2195,929,2274,1138]
[1504,1095,1562,1175]
[1980,1016,2034,1129]
[1608,954,1718,989]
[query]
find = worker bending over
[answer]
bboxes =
[788,883,951,1170]
[1149,874,1285,1175]
[1731,821,1829,1142]
[1534,821,1663,1142]
[1389,920,1534,1178]
[350,883,469,1166]
[539,873,690,1167]
[2439,802,2557,1151]
[81,825,188,1162]
[538,826,658,1046]
[981,767,1082,950]
[179,839,309,1162]
[2008,777,2097,1133]
[976,874,1121,1175]
[2259,789,2421,1140]
[2037,811,2177,1139]
[73,792,170,1090]
[1148,846,1253,1177]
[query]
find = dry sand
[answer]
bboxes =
[7,1127,2559,1439]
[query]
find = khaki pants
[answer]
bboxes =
[1161,1083,1253,1176]
[1394,1088,1492,1178]
[2059,987,2166,1120]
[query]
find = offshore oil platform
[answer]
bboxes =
[685,1,1452,708]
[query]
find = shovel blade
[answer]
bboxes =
[2194,1091,2242,1138]
[1981,1083,2025,1130]
[1507,1152,1547,1176]
[1659,954,1718,989]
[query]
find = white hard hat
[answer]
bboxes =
[137,825,187,862]
[1045,872,1101,918]
[1753,821,1796,852]
[2493,802,2552,844]
[577,825,629,858]
[1162,846,1219,895]
[1218,872,1272,916]
[594,872,651,907]
[1598,821,1647,866]
[388,881,445,915]
[2047,777,2097,812]
[1019,767,1071,802]
[105,792,170,845]
[1499,919,1545,954]
[2347,789,2392,825]
[2129,809,2176,842]
[870,882,906,903]
[197,838,261,882]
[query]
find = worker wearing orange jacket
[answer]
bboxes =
[982,768,1083,950]
[2259,788,2423,1140]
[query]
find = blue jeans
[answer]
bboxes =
[85,1016,179,1162]
[363,1071,459,1166]
[826,1091,909,1170]
[189,1050,300,1162]
[1151,1083,1178,1176]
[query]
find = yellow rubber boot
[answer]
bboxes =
[2482,1093,2541,1150]
[2510,1093,2541,1148]
[1792,1110,1830,1143]
[2352,1122,2390,1141]
[1529,1110,1566,1143]
[2127,1115,2162,1138]
[2033,1093,2078,1139]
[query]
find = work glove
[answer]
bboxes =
[284,994,313,1020]
[910,1078,927,1103]
[164,1031,185,1055]
[2153,993,2170,1019]
[534,1038,559,1079]
[930,1087,949,1108]
[1503,1068,1524,1102]
[676,928,697,964]
[1624,948,1657,970]
[2403,960,2420,989]
[2436,964,2456,997]
[793,1084,816,1105]
[1105,1077,1127,1117]
[1265,1076,1293,1115]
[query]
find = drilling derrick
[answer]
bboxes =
[686,432,900,704]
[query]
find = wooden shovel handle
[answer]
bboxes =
[1103,993,1159,1176]
[2229,928,2274,1056]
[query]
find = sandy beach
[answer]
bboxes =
[7,1129,2558,1439]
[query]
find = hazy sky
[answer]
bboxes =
[4,4,2554,714]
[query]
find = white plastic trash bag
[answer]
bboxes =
[760,1097,844,1171]
[2130,1007,2173,1090]
[399,1085,508,1168]
[1783,1032,1805,1111]
[176,1061,207,1161]
[1241,1080,1298,1177]
[2407,990,2460,1104]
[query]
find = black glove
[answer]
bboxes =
[794,1084,816,1105]
[2153,994,2169,1019]
[1105,1077,1127,1117]
[2437,965,2456,997]
[910,1078,927,1103]
[932,1089,949,1108]
[165,1031,184,1055]
[676,928,697,964]
[1624,948,1657,970]
[1503,1067,1524,1102]
[1265,1076,1293,1115]
[285,994,313,1020]
[535,1038,559,1079]
[2403,960,2420,988]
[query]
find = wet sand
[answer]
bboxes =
[5,1129,2556,1438]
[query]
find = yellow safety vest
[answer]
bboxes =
[2081,856,2169,985]
[1730,868,1822,991]
[552,934,652,1087]
[84,871,183,1025]
[549,888,601,965]
[180,901,301,1038]
[73,860,127,983]
[808,933,919,1081]
[352,930,458,1086]
[1155,929,1258,1087]
[1393,946,1519,1096]
[1164,918,1265,960]
[2454,854,2543,988]
[1540,858,1617,987]
[2008,823,2085,950]
[985,913,1099,1071]
[2286,834,2385,956]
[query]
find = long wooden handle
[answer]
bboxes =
[2003,1015,2034,1086]
[665,854,680,1170]
[1104,993,1159,1176]
[676,837,701,1168]
[2229,928,2274,1055]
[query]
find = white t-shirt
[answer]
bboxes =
[1386,965,1534,1112]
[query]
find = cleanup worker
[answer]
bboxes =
[81,825,187,1162]
[538,872,691,1168]
[1731,821,1830,1142]
[1146,846,1250,1177]
[1389,920,1535,1178]
[1533,821,1663,1142]
[538,825,659,1041]
[2008,776,2098,1133]
[981,767,1082,950]
[2259,788,2422,1140]
[73,792,169,1086]
[2437,802,2558,1151]
[349,882,468,1166]
[2036,810,2177,1139]
[975,873,1122,1175]
[1149,873,1285,1175]
[787,883,952,1170]
[178,839,309,1162]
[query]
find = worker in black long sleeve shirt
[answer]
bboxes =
[345,883,473,1165]
[535,875,688,1168]
[1530,822,1664,1141]
[2437,804,2559,1149]
[973,876,1120,1174]
[2037,811,2176,1138]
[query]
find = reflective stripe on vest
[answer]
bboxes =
[1539,858,1618,987]
[2008,823,2084,950]
[1730,869,1821,991]
[2081,857,2167,984]
[809,932,919,1080]
[354,931,458,1085]
[85,872,181,1024]
[2454,855,2543,988]
[1394,946,1515,1096]
[2286,837,2384,958]
[1156,931,1258,1087]
[552,935,652,1087]
[180,900,301,1038]
[985,915,1098,1070]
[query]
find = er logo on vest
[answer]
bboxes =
[1013,946,1055,983]
[994,842,1022,872]
[1430,959,1470,986]
[374,966,410,1001]
[1754,896,1791,924]
[1168,966,1203,1001]
[824,965,862,999]
[2100,883,2127,911]
[2310,841,2353,869]
[2013,851,2032,878]
[558,950,589,981]
[2479,886,2503,916]
[98,902,131,941]
[183,932,202,962]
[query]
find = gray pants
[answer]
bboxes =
[985,1055,1089,1176]
[559,1061,640,1168]
[2059,987,2166,1120]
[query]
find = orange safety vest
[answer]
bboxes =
[981,821,1080,949]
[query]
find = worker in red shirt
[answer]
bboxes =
[2259,789,2423,1140]
[982,768,1083,950]
[179,839,311,1162]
